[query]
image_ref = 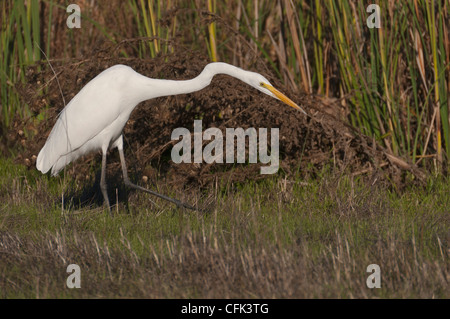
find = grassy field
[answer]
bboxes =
[1,0,449,299]
[0,157,448,298]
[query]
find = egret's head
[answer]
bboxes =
[247,72,307,115]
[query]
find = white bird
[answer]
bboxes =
[36,62,306,212]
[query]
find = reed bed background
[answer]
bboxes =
[1,0,449,171]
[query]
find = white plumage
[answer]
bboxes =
[37,65,139,175]
[36,63,305,211]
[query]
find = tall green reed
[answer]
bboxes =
[1,0,41,127]
[1,0,449,171]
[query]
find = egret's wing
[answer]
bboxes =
[36,73,125,174]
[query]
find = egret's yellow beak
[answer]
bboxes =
[261,83,307,115]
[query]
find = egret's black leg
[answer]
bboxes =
[100,151,111,212]
[117,147,198,211]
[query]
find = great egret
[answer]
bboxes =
[36,62,306,212]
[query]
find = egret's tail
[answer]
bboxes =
[36,144,77,176]
[36,146,51,174]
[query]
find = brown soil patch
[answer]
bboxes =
[11,45,425,191]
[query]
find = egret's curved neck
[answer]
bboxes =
[133,62,250,102]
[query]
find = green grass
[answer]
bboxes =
[0,157,448,298]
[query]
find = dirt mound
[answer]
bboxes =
[12,46,424,190]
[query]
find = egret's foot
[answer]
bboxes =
[124,178,200,212]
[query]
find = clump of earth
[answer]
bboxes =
[10,45,424,195]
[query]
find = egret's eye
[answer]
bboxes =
[259,82,265,87]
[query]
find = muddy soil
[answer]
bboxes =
[10,46,424,192]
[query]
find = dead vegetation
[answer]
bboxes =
[1,231,446,298]
[10,45,426,193]
[1,124,448,298]
[0,171,448,298]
